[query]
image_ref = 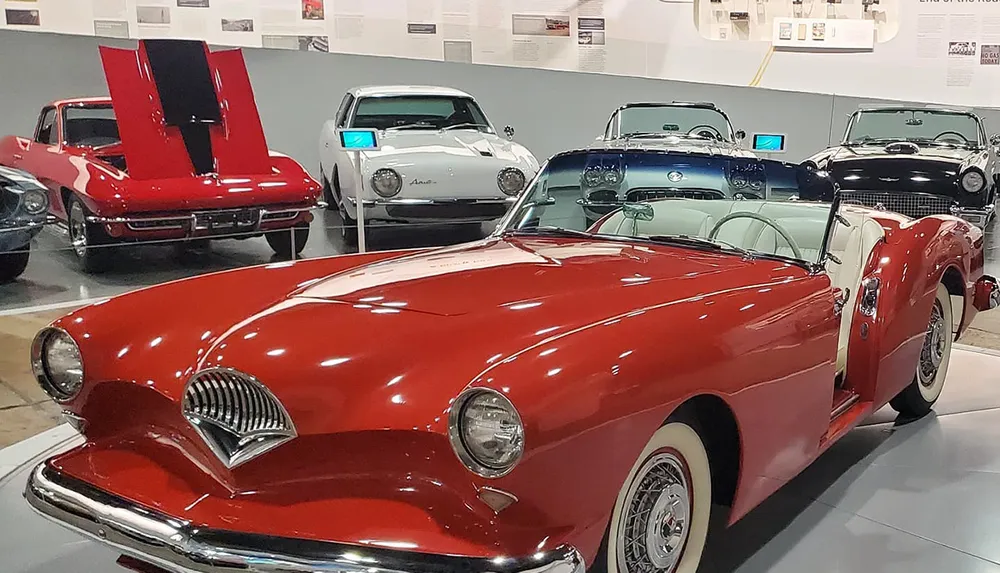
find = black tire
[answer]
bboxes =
[321,171,338,211]
[0,245,30,283]
[265,224,310,258]
[890,283,953,418]
[67,195,113,274]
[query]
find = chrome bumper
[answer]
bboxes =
[348,197,517,207]
[86,205,322,233]
[951,204,995,228]
[25,462,586,573]
[346,196,516,222]
[975,275,1000,311]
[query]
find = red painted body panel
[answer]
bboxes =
[38,211,990,563]
[0,41,320,241]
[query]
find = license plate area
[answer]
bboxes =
[194,209,260,232]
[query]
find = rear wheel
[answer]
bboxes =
[604,420,712,573]
[890,283,953,418]
[0,245,30,283]
[265,224,310,258]
[67,196,113,274]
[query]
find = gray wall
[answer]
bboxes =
[2,29,998,175]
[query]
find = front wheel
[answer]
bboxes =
[890,283,954,418]
[605,420,712,573]
[0,245,30,283]
[265,224,310,258]
[67,196,113,274]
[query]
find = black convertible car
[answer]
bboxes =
[801,106,998,227]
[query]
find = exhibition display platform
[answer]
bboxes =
[1,345,998,573]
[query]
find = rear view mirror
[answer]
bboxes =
[504,125,515,140]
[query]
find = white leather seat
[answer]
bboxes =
[593,199,886,374]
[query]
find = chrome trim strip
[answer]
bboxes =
[25,462,585,573]
[348,197,517,207]
[0,220,48,232]
[831,393,860,420]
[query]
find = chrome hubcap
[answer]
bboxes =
[618,453,691,573]
[69,203,88,259]
[918,300,946,387]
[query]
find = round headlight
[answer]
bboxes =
[31,328,84,402]
[371,168,402,198]
[449,389,524,478]
[962,170,985,193]
[603,168,623,185]
[497,167,526,196]
[582,167,603,187]
[22,189,48,215]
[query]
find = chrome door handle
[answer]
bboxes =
[12,154,23,160]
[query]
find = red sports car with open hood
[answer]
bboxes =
[23,148,999,573]
[0,39,320,272]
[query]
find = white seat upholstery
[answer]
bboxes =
[593,199,886,374]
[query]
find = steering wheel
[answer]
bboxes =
[687,124,723,140]
[933,131,970,144]
[708,212,803,260]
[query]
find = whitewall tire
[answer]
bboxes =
[890,283,953,417]
[606,421,712,573]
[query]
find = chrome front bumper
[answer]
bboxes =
[347,196,517,222]
[86,205,322,233]
[25,462,586,573]
[951,204,995,228]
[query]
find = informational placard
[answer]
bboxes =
[771,18,875,51]
[752,133,786,153]
[337,128,380,150]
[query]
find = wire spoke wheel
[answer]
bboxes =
[918,300,946,388]
[617,453,692,573]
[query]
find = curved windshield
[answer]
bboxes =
[499,151,836,265]
[611,105,734,142]
[63,105,120,148]
[846,109,982,148]
[351,95,493,133]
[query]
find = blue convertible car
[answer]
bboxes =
[0,165,49,282]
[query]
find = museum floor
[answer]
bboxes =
[0,345,998,572]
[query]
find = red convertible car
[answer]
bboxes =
[0,39,320,272]
[23,149,998,573]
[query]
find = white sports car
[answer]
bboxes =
[319,85,539,244]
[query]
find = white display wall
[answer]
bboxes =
[1,0,1000,107]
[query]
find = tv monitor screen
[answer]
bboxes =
[339,129,379,150]
[752,133,786,152]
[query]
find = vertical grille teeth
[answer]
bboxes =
[182,368,296,468]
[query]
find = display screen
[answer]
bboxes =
[339,129,379,150]
[752,133,786,152]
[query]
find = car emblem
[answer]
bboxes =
[879,177,899,183]
[410,179,435,185]
[666,171,683,182]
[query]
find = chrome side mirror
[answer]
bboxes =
[622,202,654,222]
[990,134,1000,146]
[504,125,515,140]
[735,129,747,141]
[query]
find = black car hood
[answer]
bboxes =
[826,143,976,164]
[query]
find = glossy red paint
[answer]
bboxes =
[39,212,990,564]
[0,40,320,245]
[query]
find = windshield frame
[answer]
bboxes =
[61,103,119,149]
[842,108,986,148]
[346,93,496,134]
[604,102,738,143]
[493,150,842,274]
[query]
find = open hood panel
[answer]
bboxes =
[99,39,271,181]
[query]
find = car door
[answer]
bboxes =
[17,107,66,220]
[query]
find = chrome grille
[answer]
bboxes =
[626,188,725,202]
[841,191,955,219]
[182,368,296,468]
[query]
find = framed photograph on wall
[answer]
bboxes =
[302,0,324,20]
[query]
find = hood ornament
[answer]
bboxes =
[879,177,899,183]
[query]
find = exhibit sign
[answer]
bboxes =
[335,128,380,254]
